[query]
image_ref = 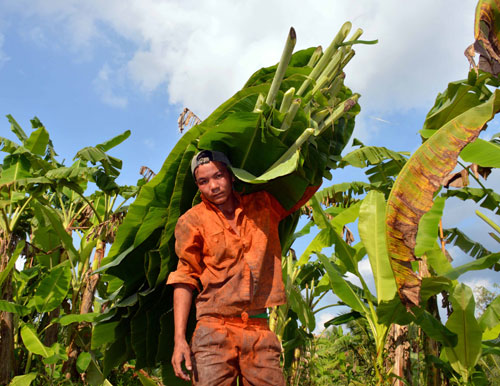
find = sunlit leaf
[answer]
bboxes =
[445,284,482,380]
[20,324,53,358]
[8,373,37,386]
[386,87,500,309]
[33,262,72,313]
[414,196,446,256]
[358,191,396,302]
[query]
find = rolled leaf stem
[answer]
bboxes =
[307,46,323,67]
[280,98,301,133]
[270,128,314,170]
[254,93,265,112]
[297,21,351,96]
[347,28,363,42]
[310,48,345,96]
[265,27,297,107]
[279,87,296,113]
[341,50,356,69]
[317,95,359,134]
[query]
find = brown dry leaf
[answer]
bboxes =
[442,168,470,188]
[140,166,156,182]
[178,107,202,133]
[470,163,492,179]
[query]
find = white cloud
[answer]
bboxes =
[314,311,336,335]
[93,63,128,108]
[0,33,9,68]
[4,0,478,128]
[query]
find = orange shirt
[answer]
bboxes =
[167,186,318,319]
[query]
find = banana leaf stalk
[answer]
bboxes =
[265,27,297,107]
[279,87,296,113]
[297,21,352,96]
[280,98,301,132]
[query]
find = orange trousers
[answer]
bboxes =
[190,314,285,386]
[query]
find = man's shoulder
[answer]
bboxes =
[179,201,206,220]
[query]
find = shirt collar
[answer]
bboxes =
[201,190,243,217]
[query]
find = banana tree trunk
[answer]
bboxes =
[419,258,444,386]
[385,324,411,386]
[0,233,16,385]
[63,240,106,379]
[0,247,14,385]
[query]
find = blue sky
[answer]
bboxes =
[1,0,498,331]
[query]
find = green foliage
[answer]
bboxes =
[0,116,140,385]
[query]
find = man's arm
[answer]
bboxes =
[171,283,194,381]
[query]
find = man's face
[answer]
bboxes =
[194,161,234,205]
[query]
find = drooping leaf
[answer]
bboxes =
[36,203,80,264]
[317,253,366,313]
[97,130,131,152]
[358,191,396,302]
[24,126,50,156]
[0,154,32,187]
[0,300,30,316]
[8,373,37,386]
[443,252,500,280]
[6,114,28,143]
[386,87,500,309]
[57,312,100,326]
[442,187,500,215]
[413,307,458,347]
[461,138,500,167]
[470,0,500,74]
[445,284,482,381]
[0,240,24,288]
[288,284,315,332]
[33,262,72,313]
[479,295,500,340]
[339,145,408,168]
[76,352,92,373]
[300,196,357,273]
[20,324,53,358]
[323,311,362,327]
[444,227,492,260]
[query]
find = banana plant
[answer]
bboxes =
[0,116,138,385]
[95,23,377,382]
[386,71,500,311]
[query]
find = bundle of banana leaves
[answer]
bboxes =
[94,22,375,382]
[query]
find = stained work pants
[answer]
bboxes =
[190,315,285,386]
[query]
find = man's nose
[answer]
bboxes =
[209,179,219,191]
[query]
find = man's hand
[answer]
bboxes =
[172,284,194,381]
[172,338,192,381]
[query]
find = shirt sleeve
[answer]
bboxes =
[166,214,205,292]
[268,185,321,221]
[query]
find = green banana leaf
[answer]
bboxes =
[358,191,396,302]
[414,196,446,257]
[461,138,500,167]
[480,298,500,341]
[444,284,483,381]
[97,24,372,379]
[20,324,53,358]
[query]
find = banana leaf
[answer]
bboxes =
[98,24,373,379]
[386,77,500,309]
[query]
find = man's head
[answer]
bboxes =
[191,150,234,206]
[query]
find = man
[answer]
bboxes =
[167,150,319,385]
